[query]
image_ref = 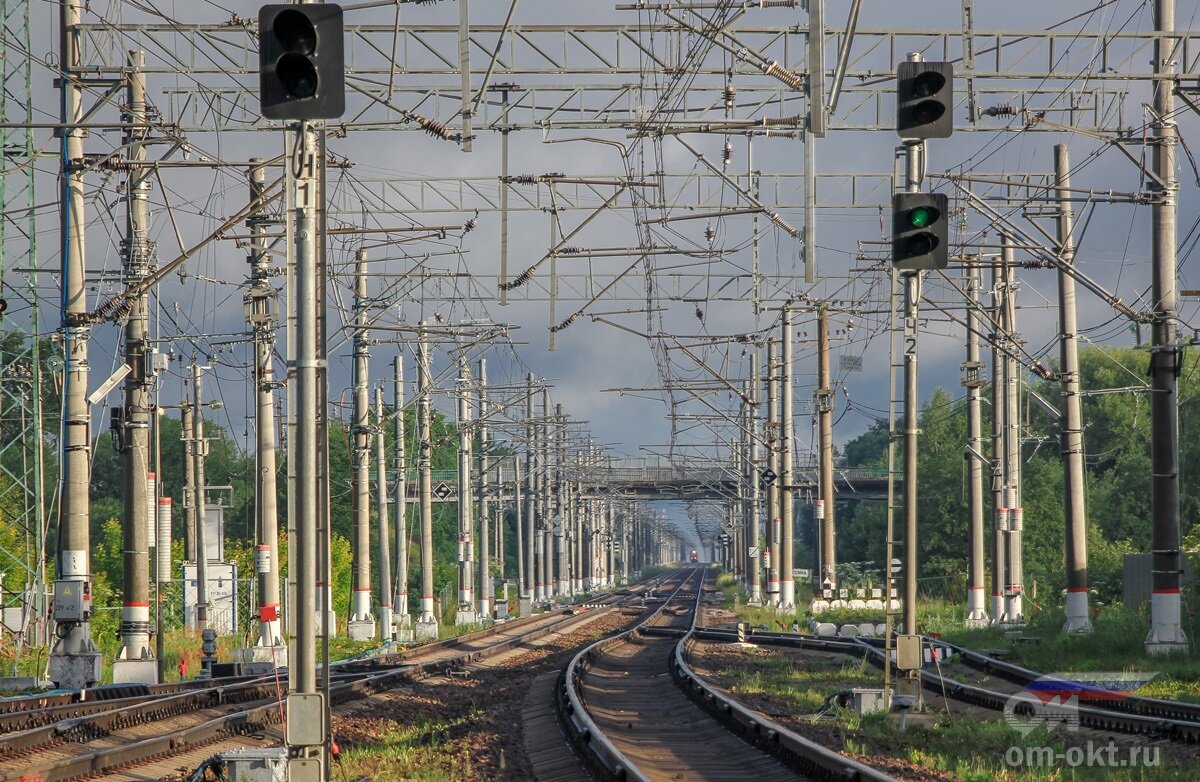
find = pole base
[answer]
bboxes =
[1146,591,1189,654]
[414,619,439,640]
[49,650,102,690]
[454,609,479,626]
[347,619,377,641]
[964,613,990,629]
[112,658,159,685]
[1062,591,1093,635]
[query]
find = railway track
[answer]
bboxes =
[690,626,1200,745]
[560,568,896,781]
[0,573,681,782]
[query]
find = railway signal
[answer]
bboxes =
[258,4,345,119]
[896,60,953,139]
[892,192,949,271]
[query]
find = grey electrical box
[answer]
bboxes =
[895,634,922,671]
[286,759,323,782]
[286,693,325,746]
[52,580,90,622]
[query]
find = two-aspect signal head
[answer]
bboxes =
[892,192,949,271]
[897,61,953,139]
[259,4,345,120]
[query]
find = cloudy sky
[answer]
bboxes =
[11,0,1200,545]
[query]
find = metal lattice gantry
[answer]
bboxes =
[0,0,48,644]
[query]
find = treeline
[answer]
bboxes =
[816,346,1200,605]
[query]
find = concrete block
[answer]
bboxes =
[0,676,39,692]
[815,622,838,637]
[347,620,376,641]
[49,650,102,690]
[839,624,859,637]
[112,658,159,685]
[414,620,439,640]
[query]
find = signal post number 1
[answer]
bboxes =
[293,138,318,211]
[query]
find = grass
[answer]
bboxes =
[338,714,477,782]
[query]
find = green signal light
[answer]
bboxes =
[908,205,938,228]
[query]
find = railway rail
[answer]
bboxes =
[559,568,898,781]
[0,573,679,782]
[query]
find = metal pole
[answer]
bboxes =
[455,356,477,623]
[1001,235,1024,625]
[393,357,410,630]
[116,49,154,678]
[348,249,375,640]
[1055,145,1092,635]
[291,120,319,697]
[248,157,282,654]
[415,324,438,637]
[191,363,209,635]
[375,386,393,638]
[477,358,492,619]
[780,310,796,610]
[49,0,102,689]
[964,259,989,627]
[901,117,922,636]
[816,304,836,594]
[766,337,780,606]
[1147,0,1187,654]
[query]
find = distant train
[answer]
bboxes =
[689,549,699,563]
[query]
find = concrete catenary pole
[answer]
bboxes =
[1146,0,1187,654]
[375,386,393,638]
[1001,235,1024,624]
[116,49,154,676]
[415,324,438,637]
[524,373,536,603]
[477,358,492,619]
[515,458,525,611]
[555,405,569,597]
[181,403,196,560]
[455,356,477,624]
[191,362,210,632]
[542,388,554,600]
[348,249,376,640]
[745,357,763,604]
[50,0,103,689]
[1054,145,1092,635]
[816,304,837,594]
[247,157,282,653]
[393,357,410,630]
[990,262,1007,623]
[780,310,796,610]
[963,259,989,627]
[765,337,781,605]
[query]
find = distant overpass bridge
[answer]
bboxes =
[402,465,892,503]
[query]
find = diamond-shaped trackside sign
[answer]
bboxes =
[433,482,453,500]
[760,468,777,486]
